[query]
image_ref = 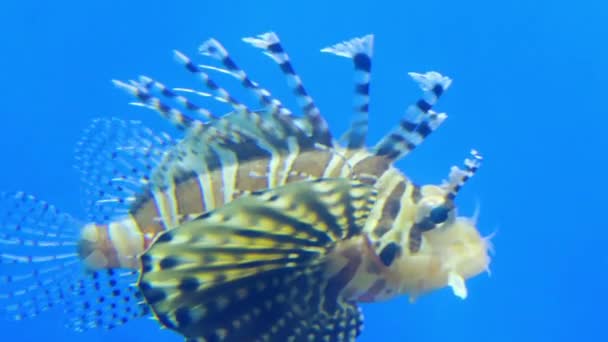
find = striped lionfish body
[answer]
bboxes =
[0,32,492,341]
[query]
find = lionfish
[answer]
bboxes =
[0,32,491,341]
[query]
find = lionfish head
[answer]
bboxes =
[392,150,491,301]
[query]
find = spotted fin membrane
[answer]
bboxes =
[0,119,174,331]
[139,178,376,342]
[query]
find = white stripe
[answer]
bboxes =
[253,137,281,189]
[279,136,300,185]
[346,149,373,167]
[323,146,350,178]
[215,145,238,204]
[151,189,173,229]
[197,166,215,211]
[108,216,144,269]
[167,184,180,227]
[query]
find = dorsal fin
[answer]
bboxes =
[145,109,322,193]
[112,79,202,131]
[322,34,375,149]
[172,50,250,115]
[243,32,332,147]
[137,75,218,121]
[198,38,292,118]
[373,71,452,161]
[74,117,176,222]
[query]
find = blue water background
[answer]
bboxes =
[1,1,605,341]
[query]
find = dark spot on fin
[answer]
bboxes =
[159,256,179,270]
[145,266,363,341]
[139,282,166,305]
[178,277,200,292]
[155,232,173,244]
[379,242,401,267]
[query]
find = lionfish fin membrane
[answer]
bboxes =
[139,178,376,341]
[74,118,176,223]
[0,192,147,331]
[0,192,80,321]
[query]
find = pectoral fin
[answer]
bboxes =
[138,178,376,341]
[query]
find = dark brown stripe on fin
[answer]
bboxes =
[372,181,406,238]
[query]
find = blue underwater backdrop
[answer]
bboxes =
[0,0,606,341]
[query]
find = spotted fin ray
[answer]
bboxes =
[243,32,332,147]
[0,118,177,331]
[0,192,149,331]
[74,117,176,223]
[321,34,374,149]
[372,71,451,161]
[0,192,81,321]
[138,178,376,341]
[113,32,454,192]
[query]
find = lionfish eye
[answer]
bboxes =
[414,202,451,232]
[429,205,450,224]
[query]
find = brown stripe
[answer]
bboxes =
[174,175,205,223]
[352,155,391,183]
[286,150,332,182]
[234,158,269,193]
[229,137,272,193]
[409,226,423,253]
[98,224,121,268]
[371,180,406,238]
[324,238,363,313]
[356,279,387,302]
[323,151,350,178]
[130,192,166,248]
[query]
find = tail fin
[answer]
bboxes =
[0,192,149,331]
[0,192,81,321]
